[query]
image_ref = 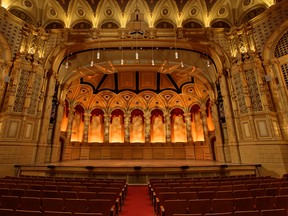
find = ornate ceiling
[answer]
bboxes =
[2,0,275,29]
[0,0,279,110]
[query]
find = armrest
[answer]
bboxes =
[110,204,116,216]
[160,205,165,216]
[155,197,160,213]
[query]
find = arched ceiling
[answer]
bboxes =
[0,0,278,107]
[2,0,275,29]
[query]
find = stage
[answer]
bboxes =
[15,159,260,184]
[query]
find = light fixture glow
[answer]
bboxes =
[136,51,139,60]
[181,61,184,67]
[96,51,100,59]
[121,59,124,65]
[175,51,179,59]
[65,61,69,68]
[90,60,94,67]
[152,59,155,65]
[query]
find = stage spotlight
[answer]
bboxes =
[134,166,142,171]
[47,165,55,169]
[181,166,189,170]
[86,166,94,170]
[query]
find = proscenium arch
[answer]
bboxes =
[51,41,222,82]
[262,19,288,60]
[0,33,12,61]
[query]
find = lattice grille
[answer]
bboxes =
[275,31,288,58]
[210,33,230,54]
[45,33,65,58]
[0,10,22,57]
[245,69,263,112]
[233,73,247,114]
[13,70,30,112]
[253,5,288,53]
[281,63,288,88]
[28,74,42,115]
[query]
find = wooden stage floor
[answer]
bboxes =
[45,159,243,168]
[16,159,260,183]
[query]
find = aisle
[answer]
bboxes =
[120,185,155,216]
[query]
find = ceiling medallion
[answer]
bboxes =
[191,7,198,16]
[49,8,57,17]
[219,7,226,15]
[23,0,32,8]
[105,8,113,17]
[76,8,85,17]
[243,0,252,7]
[161,8,170,16]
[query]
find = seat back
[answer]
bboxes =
[0,208,14,216]
[234,197,255,211]
[211,198,234,213]
[1,195,19,209]
[274,195,288,209]
[19,197,41,211]
[64,198,88,213]
[234,210,260,216]
[255,196,274,210]
[42,211,73,216]
[188,199,211,214]
[87,199,115,216]
[15,210,42,216]
[260,209,286,216]
[161,199,188,216]
[41,197,64,212]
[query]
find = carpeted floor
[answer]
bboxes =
[120,185,155,216]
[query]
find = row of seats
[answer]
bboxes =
[152,187,288,202]
[172,208,287,216]
[0,196,116,216]
[159,198,288,216]
[149,175,281,184]
[0,176,128,216]
[0,187,123,197]
[149,175,288,216]
[0,208,103,216]
[150,175,286,185]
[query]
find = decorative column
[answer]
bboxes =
[165,112,171,144]
[66,107,75,144]
[200,108,209,145]
[103,113,110,143]
[144,111,151,144]
[264,60,288,140]
[210,99,225,161]
[82,112,91,143]
[239,66,253,113]
[5,60,21,112]
[220,70,241,163]
[124,113,131,143]
[50,99,65,162]
[184,113,193,144]
[0,61,12,111]
[23,65,36,115]
[36,70,57,163]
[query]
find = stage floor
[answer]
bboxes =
[17,160,259,182]
[42,159,244,168]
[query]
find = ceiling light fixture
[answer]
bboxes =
[121,37,124,65]
[174,28,178,59]
[97,35,100,60]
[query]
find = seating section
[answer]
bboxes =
[149,174,288,216]
[1,174,288,216]
[0,176,127,216]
